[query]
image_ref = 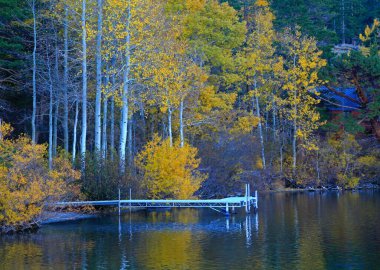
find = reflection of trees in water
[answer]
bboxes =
[298,222,325,270]
[0,232,95,270]
[0,209,260,269]
[1,192,378,269]
[135,230,203,269]
[146,208,201,224]
[0,240,43,270]
[134,208,202,269]
[133,209,259,270]
[261,191,380,269]
[319,191,380,268]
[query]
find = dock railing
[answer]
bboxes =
[54,184,258,215]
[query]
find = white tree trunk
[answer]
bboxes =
[119,5,131,173]
[128,117,133,166]
[63,3,69,152]
[53,99,59,157]
[280,121,284,173]
[102,89,108,159]
[119,93,129,172]
[31,0,37,144]
[47,44,53,170]
[255,95,266,169]
[101,69,109,159]
[72,99,79,165]
[80,0,88,171]
[292,82,298,176]
[110,54,116,161]
[110,95,115,161]
[179,99,184,147]
[168,106,173,147]
[292,56,298,176]
[94,0,103,153]
[139,101,146,139]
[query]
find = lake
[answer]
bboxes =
[0,191,379,270]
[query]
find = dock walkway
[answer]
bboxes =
[55,184,257,215]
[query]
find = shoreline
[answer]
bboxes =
[40,211,99,225]
[263,184,380,193]
[40,207,146,225]
[2,188,377,233]
[41,187,380,225]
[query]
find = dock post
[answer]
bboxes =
[118,188,121,216]
[255,190,258,210]
[225,203,229,215]
[249,183,251,213]
[245,184,247,213]
[245,183,250,214]
[248,183,251,213]
[129,188,132,211]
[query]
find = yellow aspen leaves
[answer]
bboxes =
[135,135,206,199]
[230,115,260,135]
[0,123,81,230]
[359,18,380,42]
[280,27,327,150]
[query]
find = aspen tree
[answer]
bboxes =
[94,0,103,154]
[31,0,37,144]
[280,28,326,176]
[80,0,88,172]
[102,0,160,172]
[62,2,69,152]
[236,0,276,170]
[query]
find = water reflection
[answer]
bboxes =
[0,191,379,270]
[245,213,259,247]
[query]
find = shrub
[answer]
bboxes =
[135,135,206,199]
[0,125,80,233]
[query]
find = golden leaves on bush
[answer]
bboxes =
[0,123,80,230]
[135,135,206,199]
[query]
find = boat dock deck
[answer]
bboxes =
[54,184,257,215]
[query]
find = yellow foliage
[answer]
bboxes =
[328,133,359,151]
[255,0,269,7]
[255,157,263,170]
[185,0,205,11]
[337,173,360,189]
[230,115,259,135]
[0,121,13,139]
[359,18,380,42]
[324,133,363,188]
[237,0,276,89]
[303,143,319,151]
[199,86,236,112]
[357,155,378,167]
[0,124,80,231]
[135,135,206,199]
[359,18,380,55]
[280,27,326,152]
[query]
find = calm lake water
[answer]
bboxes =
[1,191,379,270]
